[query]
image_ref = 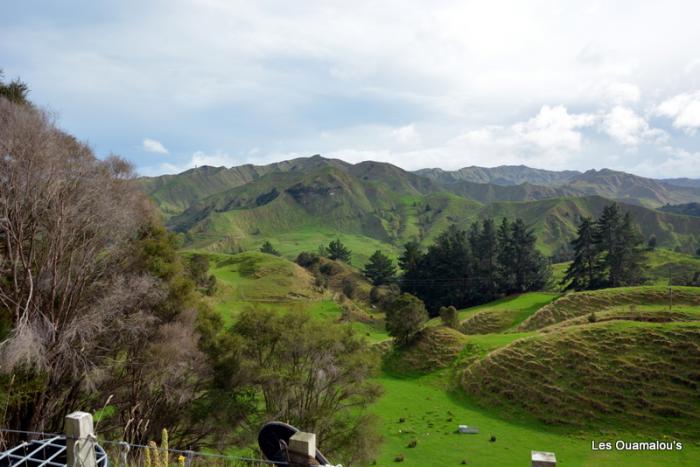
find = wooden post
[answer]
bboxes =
[531,450,556,467]
[65,411,96,467]
[288,432,319,466]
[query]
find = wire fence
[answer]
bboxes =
[0,429,290,467]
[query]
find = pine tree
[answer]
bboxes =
[561,217,598,290]
[496,218,515,292]
[593,204,622,286]
[327,239,352,263]
[474,219,499,300]
[616,212,648,286]
[509,219,550,292]
[363,250,397,285]
[398,240,424,297]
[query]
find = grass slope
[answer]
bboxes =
[460,321,700,439]
[519,286,700,331]
[426,292,558,333]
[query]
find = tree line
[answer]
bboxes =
[399,218,550,313]
[561,204,648,290]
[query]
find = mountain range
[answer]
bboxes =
[139,155,700,261]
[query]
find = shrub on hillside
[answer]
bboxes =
[439,306,459,329]
[296,251,320,268]
[386,293,429,345]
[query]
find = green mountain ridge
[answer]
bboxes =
[139,156,700,260]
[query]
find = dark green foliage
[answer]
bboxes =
[260,240,281,256]
[296,251,320,268]
[439,306,459,329]
[327,239,352,263]
[473,219,499,301]
[504,219,551,293]
[562,204,648,290]
[385,293,429,345]
[400,219,550,313]
[364,250,397,285]
[561,217,598,290]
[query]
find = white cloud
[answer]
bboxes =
[601,106,667,146]
[632,147,700,178]
[513,105,595,153]
[656,91,700,132]
[603,82,641,105]
[392,124,421,145]
[142,138,169,154]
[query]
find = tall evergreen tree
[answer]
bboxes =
[509,219,550,292]
[363,250,397,285]
[615,212,648,286]
[496,218,515,292]
[561,217,598,290]
[474,219,499,300]
[399,240,423,297]
[420,224,473,312]
[327,239,352,263]
[594,204,623,287]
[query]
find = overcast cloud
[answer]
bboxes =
[2,0,700,177]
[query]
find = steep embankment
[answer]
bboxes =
[460,321,700,439]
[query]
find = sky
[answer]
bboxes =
[2,0,700,178]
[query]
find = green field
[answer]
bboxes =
[373,372,700,466]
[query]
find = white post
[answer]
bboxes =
[65,411,96,467]
[288,432,318,466]
[531,450,556,467]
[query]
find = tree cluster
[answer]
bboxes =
[561,204,648,290]
[199,306,382,465]
[399,219,550,313]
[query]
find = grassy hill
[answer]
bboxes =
[460,321,700,438]
[518,286,700,331]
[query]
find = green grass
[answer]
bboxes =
[427,292,559,332]
[373,371,700,466]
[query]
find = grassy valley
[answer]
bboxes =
[193,246,700,465]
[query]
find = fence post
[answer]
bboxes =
[288,432,318,466]
[65,411,96,467]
